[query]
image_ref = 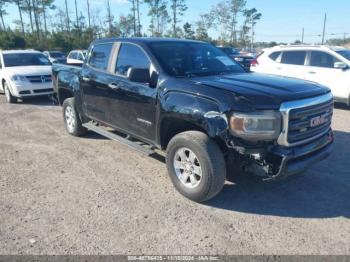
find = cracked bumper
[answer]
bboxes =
[266,129,334,181]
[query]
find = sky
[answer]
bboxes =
[4,0,350,43]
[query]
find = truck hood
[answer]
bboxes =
[191,73,330,109]
[5,65,52,76]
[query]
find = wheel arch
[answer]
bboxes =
[58,88,74,105]
[159,115,228,151]
[158,92,229,151]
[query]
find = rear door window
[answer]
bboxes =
[281,51,306,65]
[88,43,113,70]
[309,51,340,68]
[116,43,151,76]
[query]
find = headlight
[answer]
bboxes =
[11,75,28,82]
[230,111,282,141]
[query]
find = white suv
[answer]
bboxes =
[251,45,350,106]
[0,50,53,103]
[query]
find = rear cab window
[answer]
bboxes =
[281,51,307,65]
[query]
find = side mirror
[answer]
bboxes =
[334,62,348,69]
[127,67,151,84]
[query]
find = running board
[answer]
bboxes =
[82,122,155,156]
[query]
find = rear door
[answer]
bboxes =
[108,42,158,142]
[305,51,348,99]
[277,50,307,79]
[80,43,115,123]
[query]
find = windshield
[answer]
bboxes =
[3,53,51,67]
[149,42,245,77]
[336,50,350,61]
[50,51,66,59]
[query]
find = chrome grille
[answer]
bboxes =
[26,75,52,83]
[288,100,333,143]
[278,93,333,147]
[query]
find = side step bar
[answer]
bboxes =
[82,122,155,156]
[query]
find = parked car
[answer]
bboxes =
[43,51,67,64]
[218,47,254,71]
[52,38,333,202]
[240,48,258,58]
[66,50,88,65]
[251,45,350,106]
[0,50,53,103]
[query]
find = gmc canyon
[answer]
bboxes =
[52,38,334,202]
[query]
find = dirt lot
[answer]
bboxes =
[0,95,349,255]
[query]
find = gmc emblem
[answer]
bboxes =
[310,114,327,128]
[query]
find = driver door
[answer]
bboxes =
[108,42,158,142]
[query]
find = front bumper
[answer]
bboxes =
[10,81,54,98]
[266,129,334,181]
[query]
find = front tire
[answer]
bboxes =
[4,82,17,103]
[166,131,226,202]
[63,98,87,137]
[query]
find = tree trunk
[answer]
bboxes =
[131,0,136,36]
[16,0,25,35]
[64,0,70,32]
[32,0,41,42]
[41,1,48,36]
[172,0,177,37]
[87,0,91,29]
[0,12,5,31]
[107,0,112,36]
[136,0,141,36]
[25,0,35,34]
[74,0,79,28]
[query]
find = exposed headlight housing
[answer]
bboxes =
[229,111,282,141]
[11,75,28,82]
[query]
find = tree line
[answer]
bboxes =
[0,0,262,51]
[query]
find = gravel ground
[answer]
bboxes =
[0,95,349,255]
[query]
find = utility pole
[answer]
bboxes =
[301,28,304,44]
[321,13,327,45]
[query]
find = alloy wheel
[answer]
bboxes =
[173,147,202,189]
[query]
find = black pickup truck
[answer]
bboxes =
[52,38,334,202]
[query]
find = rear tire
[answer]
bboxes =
[4,82,17,104]
[166,131,226,202]
[63,98,87,137]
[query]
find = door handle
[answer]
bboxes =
[82,76,91,82]
[276,67,282,70]
[308,71,316,74]
[108,83,120,90]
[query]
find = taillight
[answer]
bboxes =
[250,59,259,67]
